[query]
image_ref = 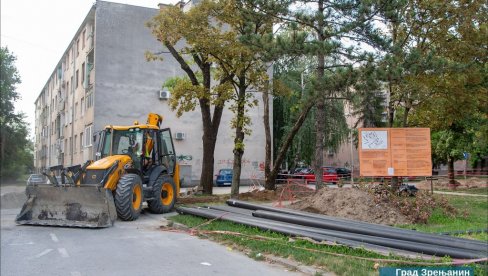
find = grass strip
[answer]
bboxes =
[170,213,487,276]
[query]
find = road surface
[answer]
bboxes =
[1,206,300,276]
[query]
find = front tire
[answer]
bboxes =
[148,175,176,214]
[115,174,144,221]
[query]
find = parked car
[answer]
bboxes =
[293,167,338,184]
[27,174,46,185]
[335,167,351,179]
[322,166,339,183]
[293,168,315,181]
[215,169,233,186]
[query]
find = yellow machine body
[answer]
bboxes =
[16,113,179,228]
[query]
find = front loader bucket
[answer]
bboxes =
[15,185,117,228]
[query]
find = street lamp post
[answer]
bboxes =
[350,130,354,185]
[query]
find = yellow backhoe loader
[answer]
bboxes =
[16,113,180,228]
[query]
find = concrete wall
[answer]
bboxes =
[93,1,271,185]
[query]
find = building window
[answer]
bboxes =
[80,132,84,150]
[86,92,93,109]
[76,39,80,56]
[69,107,73,124]
[84,125,93,147]
[74,135,77,153]
[82,29,86,49]
[81,63,85,87]
[69,137,72,155]
[76,70,79,88]
[81,98,85,116]
[70,76,74,93]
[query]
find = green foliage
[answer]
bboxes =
[0,47,34,181]
[401,195,488,235]
[351,58,386,128]
[430,115,487,168]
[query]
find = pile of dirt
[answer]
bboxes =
[290,188,412,225]
[464,177,488,188]
[177,194,229,204]
[238,189,279,201]
[416,177,487,190]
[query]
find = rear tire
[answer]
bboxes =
[147,175,176,214]
[115,173,144,221]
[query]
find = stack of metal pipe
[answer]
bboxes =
[176,199,488,260]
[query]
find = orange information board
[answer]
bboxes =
[358,128,432,177]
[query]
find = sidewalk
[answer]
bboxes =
[434,191,488,197]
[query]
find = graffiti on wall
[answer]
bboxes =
[177,154,193,165]
[217,159,265,171]
[218,158,253,166]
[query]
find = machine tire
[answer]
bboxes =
[147,175,176,214]
[115,173,144,221]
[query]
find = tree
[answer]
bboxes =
[0,47,34,181]
[249,0,381,189]
[148,0,274,196]
[210,0,274,197]
[351,57,386,128]
[406,0,488,184]
[147,1,234,195]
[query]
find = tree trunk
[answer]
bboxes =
[447,156,456,187]
[164,44,226,195]
[402,107,410,127]
[313,0,326,190]
[263,86,272,190]
[265,100,315,190]
[200,130,217,194]
[231,80,247,197]
[314,98,325,189]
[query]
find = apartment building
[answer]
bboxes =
[34,1,272,185]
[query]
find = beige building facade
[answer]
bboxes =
[34,1,271,185]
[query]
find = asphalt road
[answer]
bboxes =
[1,207,299,276]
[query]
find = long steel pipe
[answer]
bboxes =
[177,206,486,259]
[252,210,488,253]
[176,207,431,258]
[226,199,487,248]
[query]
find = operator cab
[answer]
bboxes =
[97,126,176,176]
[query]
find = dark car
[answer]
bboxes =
[215,169,233,186]
[335,167,351,179]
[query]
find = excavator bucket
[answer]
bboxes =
[15,185,117,228]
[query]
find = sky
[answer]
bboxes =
[1,0,174,137]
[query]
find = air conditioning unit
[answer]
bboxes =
[175,132,186,140]
[159,90,170,100]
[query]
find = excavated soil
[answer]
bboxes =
[416,177,488,190]
[177,189,280,204]
[238,189,280,201]
[465,177,488,188]
[177,194,229,204]
[290,188,412,225]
